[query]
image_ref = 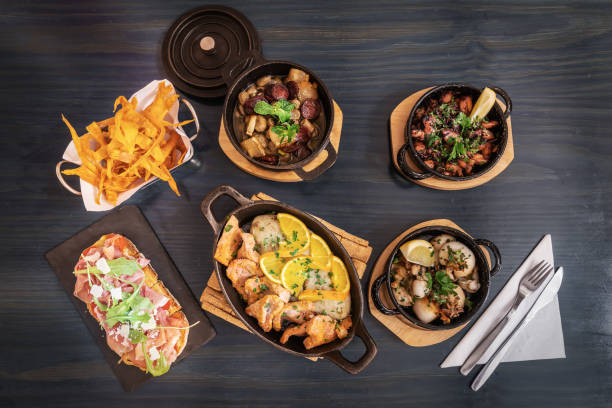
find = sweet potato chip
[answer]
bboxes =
[61,83,191,205]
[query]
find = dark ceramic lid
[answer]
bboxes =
[162,5,262,98]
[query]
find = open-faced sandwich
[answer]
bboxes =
[215,213,352,349]
[73,233,193,376]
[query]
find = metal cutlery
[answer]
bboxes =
[460,260,554,376]
[471,267,564,390]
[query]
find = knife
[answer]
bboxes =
[470,267,564,391]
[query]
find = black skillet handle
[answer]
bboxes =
[489,86,512,120]
[396,143,434,180]
[292,143,338,181]
[219,48,266,88]
[371,273,400,316]
[322,321,378,374]
[201,185,252,235]
[474,238,502,277]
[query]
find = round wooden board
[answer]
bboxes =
[390,88,514,190]
[219,100,343,182]
[367,219,491,347]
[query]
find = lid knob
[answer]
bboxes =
[199,36,216,53]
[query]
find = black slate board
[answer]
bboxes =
[44,205,216,391]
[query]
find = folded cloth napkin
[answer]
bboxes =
[441,234,565,367]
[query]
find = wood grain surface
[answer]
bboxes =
[1,1,610,407]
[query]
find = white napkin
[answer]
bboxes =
[61,79,194,212]
[441,234,565,367]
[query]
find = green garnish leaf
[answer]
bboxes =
[74,257,141,277]
[224,224,233,232]
[254,100,295,123]
[142,343,170,377]
[272,122,300,144]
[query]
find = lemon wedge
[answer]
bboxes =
[469,87,497,121]
[330,256,350,294]
[309,233,332,271]
[259,251,286,284]
[280,256,313,296]
[277,213,310,257]
[399,239,435,267]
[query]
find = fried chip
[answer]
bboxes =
[61,83,191,205]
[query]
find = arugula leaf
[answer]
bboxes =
[254,100,295,123]
[142,343,170,377]
[128,328,147,344]
[74,257,141,277]
[104,283,154,327]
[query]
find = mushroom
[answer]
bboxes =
[438,241,475,278]
[412,298,440,323]
[254,115,267,133]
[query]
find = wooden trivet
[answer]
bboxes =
[218,100,343,182]
[200,192,372,361]
[390,88,514,190]
[368,219,491,347]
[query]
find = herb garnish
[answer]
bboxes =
[254,99,295,123]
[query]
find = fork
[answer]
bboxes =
[460,260,552,376]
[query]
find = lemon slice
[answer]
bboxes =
[399,239,435,267]
[330,256,350,294]
[309,233,332,271]
[259,251,286,284]
[280,256,313,296]
[298,289,347,302]
[469,87,496,121]
[277,213,310,257]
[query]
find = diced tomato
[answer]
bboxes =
[113,236,127,251]
[160,302,171,311]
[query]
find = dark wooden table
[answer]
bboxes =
[1,1,610,407]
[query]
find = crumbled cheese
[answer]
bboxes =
[110,287,122,301]
[148,346,160,361]
[84,251,101,264]
[89,285,103,298]
[117,324,130,339]
[141,316,156,331]
[95,257,111,274]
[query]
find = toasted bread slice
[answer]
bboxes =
[214,215,242,266]
[76,233,189,376]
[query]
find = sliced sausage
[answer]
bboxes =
[286,81,299,100]
[300,99,321,120]
[255,154,279,165]
[264,83,289,102]
[244,95,267,115]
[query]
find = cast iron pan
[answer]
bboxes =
[397,83,512,181]
[45,205,216,391]
[222,60,337,180]
[162,5,337,181]
[201,185,377,374]
[371,225,501,330]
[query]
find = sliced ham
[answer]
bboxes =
[141,285,168,309]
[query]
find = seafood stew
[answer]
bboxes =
[410,89,501,178]
[390,234,481,325]
[232,68,327,166]
[214,212,352,350]
[372,225,501,330]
